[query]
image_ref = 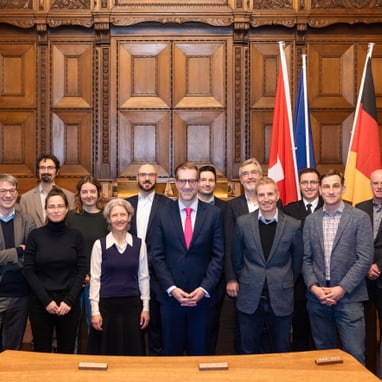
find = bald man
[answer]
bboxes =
[356,169,382,372]
[127,164,172,355]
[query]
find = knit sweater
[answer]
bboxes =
[23,220,88,307]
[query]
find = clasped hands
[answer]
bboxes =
[310,285,345,306]
[171,287,205,307]
[45,300,71,315]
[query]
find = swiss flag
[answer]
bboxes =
[268,42,299,205]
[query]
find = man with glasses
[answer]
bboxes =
[356,169,382,374]
[151,161,224,355]
[0,174,35,350]
[127,163,171,355]
[20,154,74,227]
[283,168,323,351]
[303,169,373,364]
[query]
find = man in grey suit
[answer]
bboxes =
[0,174,35,350]
[303,169,373,364]
[356,168,382,373]
[19,154,74,227]
[231,176,303,353]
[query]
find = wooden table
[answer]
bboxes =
[0,348,379,382]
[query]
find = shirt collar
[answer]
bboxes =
[258,209,278,224]
[105,231,133,249]
[0,209,15,223]
[303,197,319,211]
[323,201,345,217]
[178,198,199,212]
[138,191,155,202]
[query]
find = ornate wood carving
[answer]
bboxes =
[50,0,91,9]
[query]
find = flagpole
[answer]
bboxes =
[345,42,375,168]
[278,41,300,197]
[302,54,310,168]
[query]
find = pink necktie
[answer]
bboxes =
[184,208,193,249]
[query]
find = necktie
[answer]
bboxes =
[306,204,312,214]
[184,208,193,249]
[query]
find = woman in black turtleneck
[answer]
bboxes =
[23,187,87,353]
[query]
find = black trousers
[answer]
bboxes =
[28,292,81,353]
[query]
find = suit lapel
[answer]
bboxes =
[252,211,266,264]
[33,190,44,226]
[331,205,351,251]
[267,213,286,263]
[171,201,186,248]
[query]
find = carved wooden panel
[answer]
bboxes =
[308,43,354,109]
[0,111,36,175]
[118,110,170,177]
[174,42,226,108]
[250,41,294,109]
[310,110,353,171]
[118,42,171,109]
[173,110,226,173]
[0,43,35,108]
[51,111,92,174]
[51,43,93,108]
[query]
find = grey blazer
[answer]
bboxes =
[19,185,74,227]
[232,210,303,316]
[303,203,373,303]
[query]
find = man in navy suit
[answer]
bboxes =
[127,163,172,355]
[151,161,224,356]
[231,176,303,353]
[356,169,382,373]
[283,168,323,351]
[197,165,226,354]
[303,169,373,364]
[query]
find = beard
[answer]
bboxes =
[138,182,156,193]
[40,174,53,183]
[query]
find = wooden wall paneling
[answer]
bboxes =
[173,40,227,176]
[249,39,294,174]
[173,110,226,174]
[309,110,353,173]
[116,40,172,178]
[51,42,93,108]
[118,110,170,178]
[49,40,93,189]
[0,43,36,108]
[0,111,36,177]
[308,42,354,109]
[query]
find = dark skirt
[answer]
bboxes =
[88,296,145,355]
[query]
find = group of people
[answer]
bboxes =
[0,154,380,368]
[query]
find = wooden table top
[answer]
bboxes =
[0,348,379,382]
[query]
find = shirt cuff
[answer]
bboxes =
[167,285,176,296]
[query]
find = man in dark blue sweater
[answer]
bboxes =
[0,174,35,350]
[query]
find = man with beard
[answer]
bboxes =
[127,163,172,355]
[20,154,75,227]
[197,165,226,354]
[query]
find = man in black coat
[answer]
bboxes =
[283,167,323,351]
[127,163,172,355]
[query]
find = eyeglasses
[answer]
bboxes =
[0,188,17,196]
[241,170,259,178]
[300,181,319,186]
[39,166,56,171]
[138,173,156,178]
[177,179,198,186]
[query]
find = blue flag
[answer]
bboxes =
[293,67,315,174]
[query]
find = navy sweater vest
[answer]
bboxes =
[99,236,141,299]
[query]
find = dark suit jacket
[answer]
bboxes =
[303,203,373,302]
[224,195,250,282]
[283,197,324,228]
[231,209,303,316]
[150,199,224,305]
[356,199,382,288]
